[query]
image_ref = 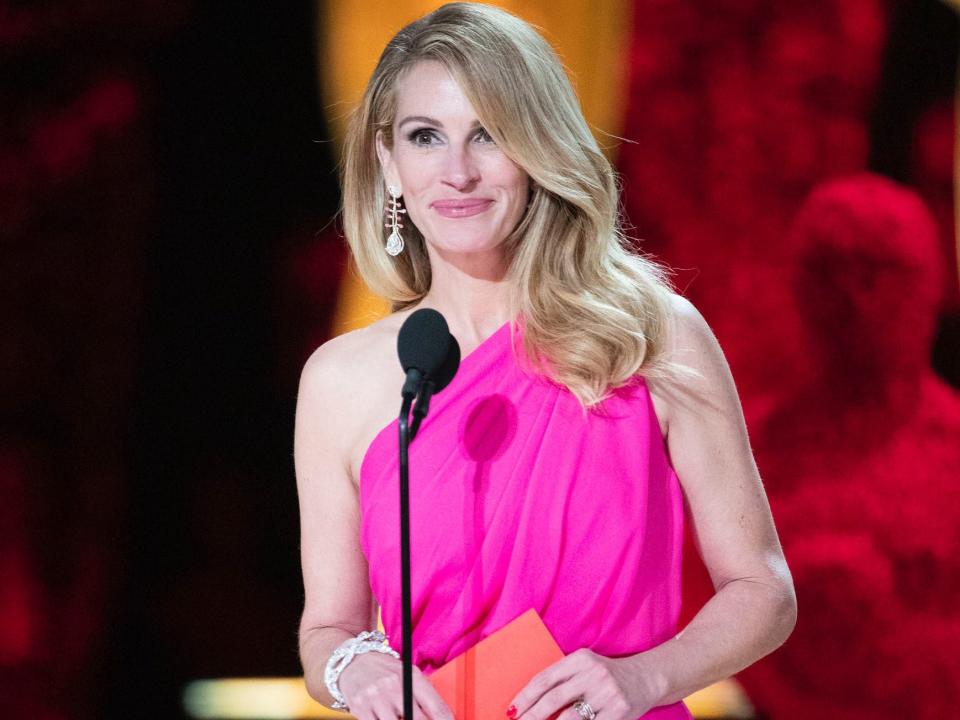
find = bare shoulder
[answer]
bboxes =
[296,314,410,484]
[298,316,404,418]
[647,293,733,435]
[301,321,387,386]
[665,292,722,366]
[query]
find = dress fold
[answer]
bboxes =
[360,319,692,719]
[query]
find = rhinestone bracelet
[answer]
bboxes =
[324,630,400,711]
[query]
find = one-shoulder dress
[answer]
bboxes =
[360,319,693,719]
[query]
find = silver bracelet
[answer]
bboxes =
[324,630,400,711]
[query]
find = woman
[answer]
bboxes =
[294,3,797,719]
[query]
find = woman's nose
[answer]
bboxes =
[441,145,480,190]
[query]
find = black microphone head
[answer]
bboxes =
[397,308,451,377]
[430,334,461,393]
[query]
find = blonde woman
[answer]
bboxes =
[294,4,796,719]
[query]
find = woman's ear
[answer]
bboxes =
[375,129,401,192]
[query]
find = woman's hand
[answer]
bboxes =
[507,648,661,720]
[337,651,455,720]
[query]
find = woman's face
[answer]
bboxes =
[376,60,531,260]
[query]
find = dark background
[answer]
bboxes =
[1,0,957,718]
[2,1,344,717]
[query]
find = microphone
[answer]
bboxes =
[410,333,460,436]
[397,309,451,399]
[429,332,461,393]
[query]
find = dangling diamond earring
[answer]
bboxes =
[384,185,406,256]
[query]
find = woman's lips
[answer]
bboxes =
[430,199,494,218]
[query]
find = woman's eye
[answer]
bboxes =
[475,128,495,144]
[408,128,438,146]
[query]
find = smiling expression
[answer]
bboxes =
[376,60,531,260]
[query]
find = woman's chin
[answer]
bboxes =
[426,238,508,259]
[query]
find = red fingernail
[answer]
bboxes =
[506,705,517,718]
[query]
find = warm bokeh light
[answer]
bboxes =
[182,677,754,719]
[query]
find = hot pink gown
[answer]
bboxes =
[360,319,693,719]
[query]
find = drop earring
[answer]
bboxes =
[384,185,406,256]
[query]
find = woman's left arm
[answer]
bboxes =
[628,294,798,705]
[509,295,797,719]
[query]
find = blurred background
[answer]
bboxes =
[1,0,958,718]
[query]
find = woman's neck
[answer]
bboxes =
[418,246,514,341]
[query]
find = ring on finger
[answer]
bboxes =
[573,698,596,720]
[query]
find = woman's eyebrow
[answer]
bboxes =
[397,115,481,129]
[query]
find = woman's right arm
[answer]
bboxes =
[294,339,377,706]
[293,338,454,719]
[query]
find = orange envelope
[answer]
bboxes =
[427,608,566,720]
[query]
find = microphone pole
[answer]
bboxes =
[395,310,459,720]
[398,391,415,720]
[399,374,441,720]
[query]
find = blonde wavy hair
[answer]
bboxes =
[342,2,694,409]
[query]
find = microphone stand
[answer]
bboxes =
[397,378,435,720]
[398,392,414,720]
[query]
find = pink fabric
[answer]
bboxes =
[360,319,692,719]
